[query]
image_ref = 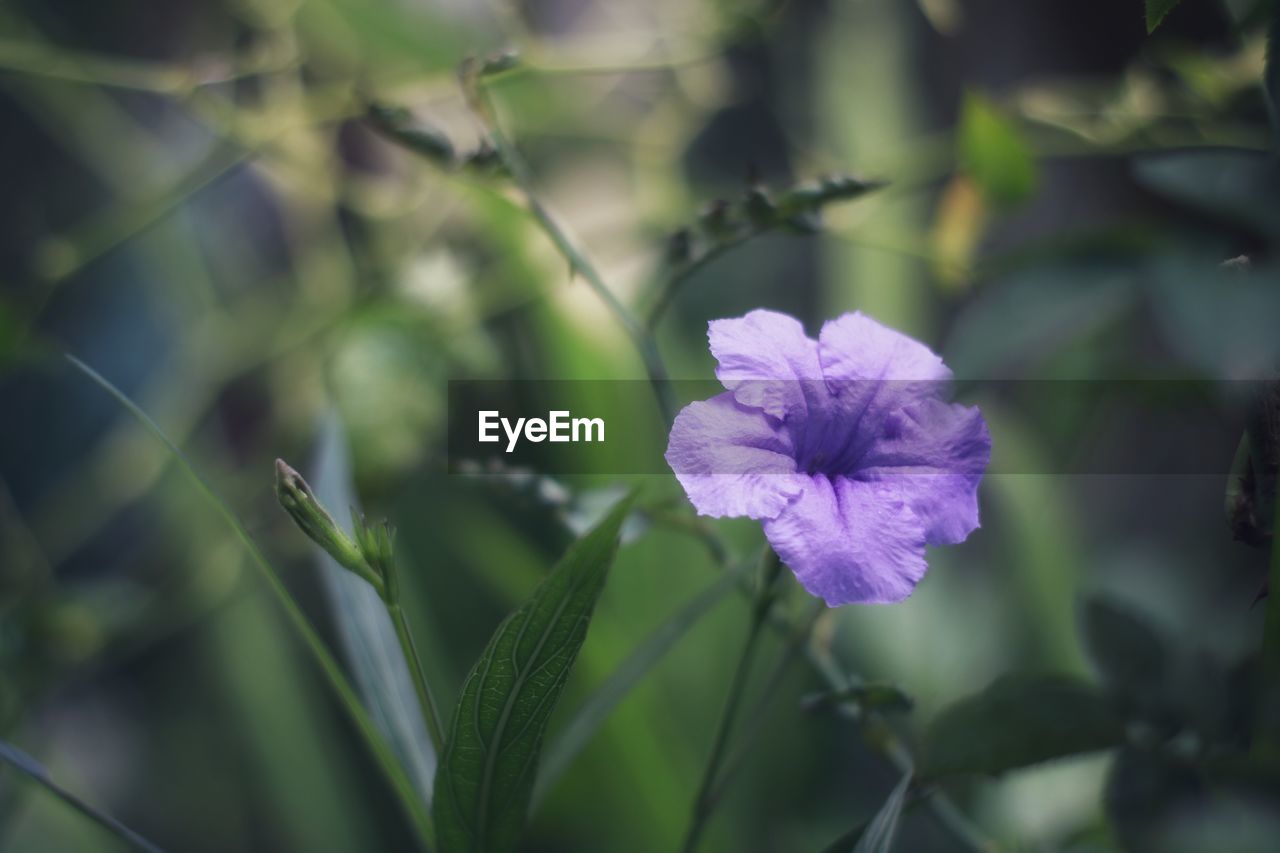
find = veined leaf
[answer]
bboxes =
[923,673,1124,777]
[532,561,748,809]
[433,493,634,852]
[311,412,436,801]
[0,739,166,853]
[1146,0,1183,33]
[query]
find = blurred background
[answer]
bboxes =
[2,0,1279,850]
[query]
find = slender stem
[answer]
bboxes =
[654,513,998,852]
[807,640,995,853]
[0,742,166,853]
[67,356,435,848]
[679,551,783,853]
[705,600,823,808]
[474,86,679,426]
[382,558,447,755]
[646,232,754,332]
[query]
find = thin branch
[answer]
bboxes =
[678,550,783,853]
[0,36,297,94]
[471,85,680,425]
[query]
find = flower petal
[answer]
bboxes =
[665,392,801,520]
[803,312,956,473]
[856,398,991,545]
[818,311,952,386]
[763,474,928,605]
[708,309,823,422]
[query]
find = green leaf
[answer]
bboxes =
[1082,598,1168,701]
[853,771,913,853]
[65,356,434,845]
[818,771,913,853]
[310,413,437,800]
[923,674,1125,777]
[1145,253,1280,378]
[0,739,166,853]
[1146,0,1183,33]
[532,560,748,809]
[1133,150,1280,239]
[944,264,1136,377]
[433,493,634,853]
[958,91,1038,206]
[1104,746,1203,850]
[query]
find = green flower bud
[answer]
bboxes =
[275,459,386,596]
[352,511,396,582]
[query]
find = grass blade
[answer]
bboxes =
[0,739,166,853]
[433,493,634,853]
[532,562,747,809]
[311,411,437,799]
[65,354,434,848]
[852,771,912,853]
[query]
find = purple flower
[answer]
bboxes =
[665,309,990,606]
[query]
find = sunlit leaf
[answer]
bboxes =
[929,175,986,288]
[958,91,1038,206]
[433,493,634,852]
[923,674,1124,777]
[0,739,166,853]
[1146,0,1184,33]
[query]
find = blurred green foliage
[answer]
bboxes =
[1,0,1280,851]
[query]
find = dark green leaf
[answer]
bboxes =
[1104,746,1203,850]
[944,264,1135,377]
[1145,253,1280,378]
[1133,150,1280,238]
[923,674,1124,777]
[958,91,1038,206]
[1082,598,1167,701]
[533,560,748,809]
[1146,0,1184,33]
[433,493,634,853]
[0,739,166,853]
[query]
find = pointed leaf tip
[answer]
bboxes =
[1145,0,1183,34]
[433,493,633,852]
